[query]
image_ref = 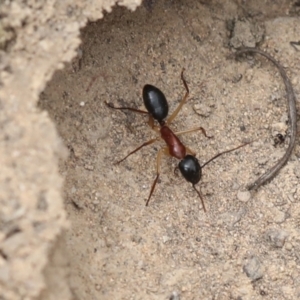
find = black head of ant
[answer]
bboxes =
[178,154,206,211]
[178,155,202,185]
[177,142,249,212]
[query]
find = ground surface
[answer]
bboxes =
[39,1,300,299]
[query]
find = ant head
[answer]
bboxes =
[179,155,206,212]
[178,155,202,184]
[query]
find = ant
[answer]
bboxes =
[106,69,248,212]
[274,133,285,147]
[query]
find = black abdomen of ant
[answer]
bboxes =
[143,84,168,124]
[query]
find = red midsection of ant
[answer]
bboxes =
[160,125,186,159]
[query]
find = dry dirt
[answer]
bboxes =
[2,0,300,299]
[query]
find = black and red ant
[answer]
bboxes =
[106,69,248,212]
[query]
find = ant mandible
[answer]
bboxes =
[106,69,247,212]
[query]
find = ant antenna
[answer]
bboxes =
[192,184,206,212]
[201,142,250,169]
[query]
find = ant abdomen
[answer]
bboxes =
[143,84,169,123]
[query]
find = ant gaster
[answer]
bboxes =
[106,69,248,212]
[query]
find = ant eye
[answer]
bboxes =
[179,155,202,184]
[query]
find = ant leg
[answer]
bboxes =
[107,101,161,133]
[201,142,251,168]
[175,126,212,138]
[177,126,213,158]
[186,147,196,156]
[146,147,169,206]
[105,101,148,114]
[166,68,189,125]
[192,185,206,213]
[116,138,158,164]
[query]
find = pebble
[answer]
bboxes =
[169,291,180,300]
[84,164,94,171]
[285,242,293,251]
[193,103,211,117]
[270,207,286,223]
[231,73,243,83]
[237,190,251,202]
[71,198,85,209]
[72,145,84,158]
[245,69,254,82]
[1,233,26,257]
[270,93,280,102]
[219,208,246,229]
[229,20,259,49]
[265,228,288,248]
[292,77,299,85]
[243,256,264,280]
[271,122,287,133]
[232,182,240,190]
[137,260,145,269]
[257,157,268,165]
[162,236,171,243]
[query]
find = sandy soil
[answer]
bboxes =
[38,1,300,299]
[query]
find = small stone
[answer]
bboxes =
[84,164,94,171]
[162,236,171,243]
[271,122,287,134]
[1,233,26,257]
[72,145,84,158]
[193,103,212,117]
[257,157,268,165]
[270,207,286,223]
[285,242,293,251]
[270,93,281,102]
[280,114,288,124]
[131,235,142,244]
[80,101,85,106]
[265,228,288,248]
[71,198,85,209]
[232,182,240,190]
[219,208,246,229]
[232,73,243,83]
[245,68,254,82]
[237,190,251,202]
[137,260,145,269]
[229,20,258,49]
[243,256,264,280]
[292,77,299,85]
[169,291,180,300]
